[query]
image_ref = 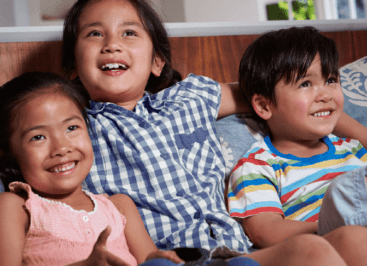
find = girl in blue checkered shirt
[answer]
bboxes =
[60,0,367,265]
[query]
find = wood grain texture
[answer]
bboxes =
[170,35,260,83]
[352,31,367,61]
[0,41,63,86]
[321,31,354,68]
[0,31,364,86]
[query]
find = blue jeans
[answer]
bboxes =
[318,165,367,235]
[140,257,260,266]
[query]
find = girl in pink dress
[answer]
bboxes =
[0,72,183,266]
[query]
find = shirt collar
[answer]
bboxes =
[87,92,164,116]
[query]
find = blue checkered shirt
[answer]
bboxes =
[83,74,252,252]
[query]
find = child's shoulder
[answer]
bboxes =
[0,191,28,219]
[108,194,135,214]
[160,74,220,95]
[0,191,27,205]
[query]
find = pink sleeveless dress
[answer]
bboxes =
[9,182,138,266]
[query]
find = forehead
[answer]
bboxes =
[78,0,140,26]
[12,93,83,131]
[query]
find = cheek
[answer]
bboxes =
[336,92,344,107]
[74,44,89,71]
[16,150,41,177]
[78,135,94,161]
[291,99,310,116]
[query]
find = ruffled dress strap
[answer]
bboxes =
[9,181,35,199]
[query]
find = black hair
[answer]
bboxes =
[0,72,91,191]
[239,26,339,122]
[62,0,182,94]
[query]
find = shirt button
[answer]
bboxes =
[194,211,201,219]
[86,230,91,235]
[83,216,89,222]
[160,153,168,159]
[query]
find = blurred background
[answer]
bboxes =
[0,0,366,27]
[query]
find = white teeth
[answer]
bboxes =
[313,111,331,117]
[50,162,76,173]
[101,63,128,70]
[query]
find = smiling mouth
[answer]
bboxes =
[101,63,129,71]
[313,111,331,117]
[48,162,76,173]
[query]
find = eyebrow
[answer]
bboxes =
[79,21,144,33]
[21,115,84,138]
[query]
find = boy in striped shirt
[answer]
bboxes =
[227,26,367,257]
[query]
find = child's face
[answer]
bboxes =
[74,0,164,108]
[9,93,94,199]
[267,55,344,143]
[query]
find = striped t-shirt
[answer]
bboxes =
[228,135,367,222]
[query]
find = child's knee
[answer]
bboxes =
[325,225,367,244]
[287,234,336,257]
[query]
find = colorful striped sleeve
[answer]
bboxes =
[228,154,283,219]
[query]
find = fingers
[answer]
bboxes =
[146,250,185,264]
[91,226,131,266]
[164,251,185,264]
[95,225,112,248]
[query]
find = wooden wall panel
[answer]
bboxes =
[0,30,365,86]
[352,31,367,61]
[0,41,63,86]
[322,31,354,68]
[170,34,260,83]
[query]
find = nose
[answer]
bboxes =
[50,135,72,157]
[315,85,332,103]
[102,34,122,53]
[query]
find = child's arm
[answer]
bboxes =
[0,193,28,266]
[333,112,367,148]
[228,155,318,249]
[109,194,184,264]
[218,82,251,118]
[243,213,318,248]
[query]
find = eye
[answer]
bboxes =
[299,81,311,88]
[30,135,45,141]
[326,77,338,85]
[123,30,137,37]
[67,125,78,132]
[87,31,102,37]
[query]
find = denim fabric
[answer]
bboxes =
[318,165,367,235]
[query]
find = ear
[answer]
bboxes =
[251,94,273,120]
[151,54,166,77]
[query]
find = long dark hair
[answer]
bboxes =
[0,72,91,191]
[62,0,182,93]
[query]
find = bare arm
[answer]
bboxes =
[333,112,367,148]
[0,193,28,266]
[243,213,318,248]
[109,194,184,264]
[218,82,251,118]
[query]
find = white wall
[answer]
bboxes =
[160,0,259,22]
[160,0,186,23]
[0,0,30,26]
[1,0,367,27]
[0,0,16,26]
[0,0,261,26]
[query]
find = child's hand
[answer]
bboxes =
[68,226,130,266]
[145,250,185,264]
